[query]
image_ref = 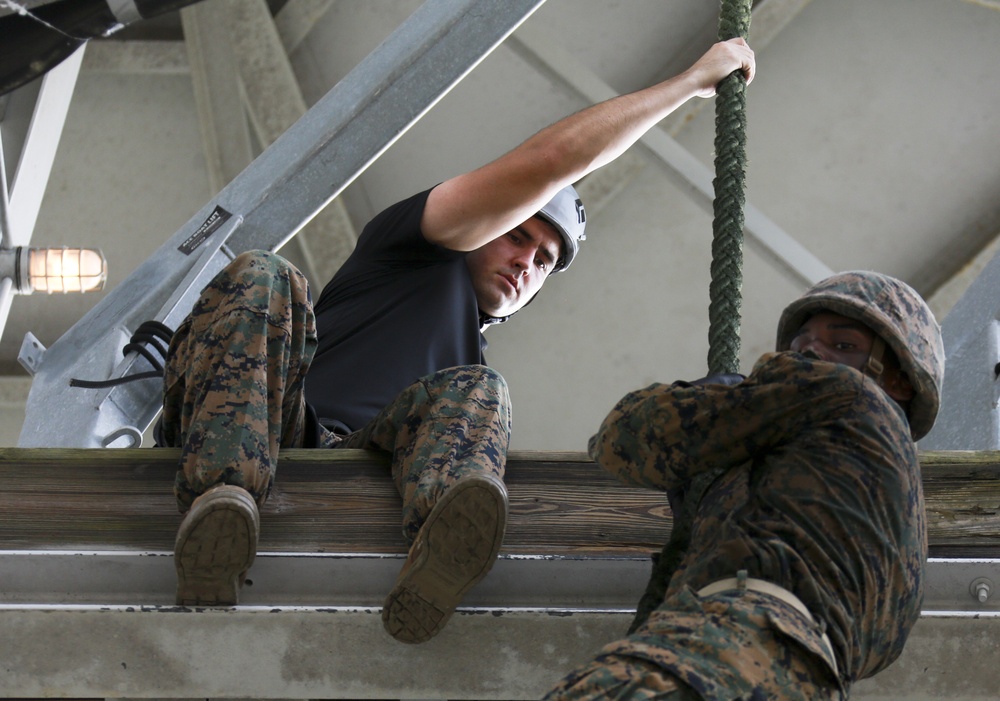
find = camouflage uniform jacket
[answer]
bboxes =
[589,351,927,685]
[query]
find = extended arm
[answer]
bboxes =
[422,38,755,251]
[588,354,856,492]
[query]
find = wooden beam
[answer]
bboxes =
[921,450,1000,556]
[0,448,667,555]
[1,448,998,557]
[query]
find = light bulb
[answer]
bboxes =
[0,246,107,294]
[27,247,107,293]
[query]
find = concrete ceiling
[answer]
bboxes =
[2,0,1000,448]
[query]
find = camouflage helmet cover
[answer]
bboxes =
[775,271,945,440]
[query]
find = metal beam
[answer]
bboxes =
[274,0,335,54]
[0,0,54,19]
[78,0,333,77]
[83,4,356,284]
[927,227,1000,320]
[6,44,85,245]
[920,242,1000,450]
[0,45,85,344]
[221,0,355,286]
[508,8,832,288]
[183,0,330,287]
[81,39,189,74]
[0,550,650,608]
[0,133,13,334]
[2,551,995,612]
[82,4,355,287]
[18,0,548,448]
[181,0,255,194]
[1,552,997,699]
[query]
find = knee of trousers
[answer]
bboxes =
[430,364,507,390]
[421,365,511,429]
[227,250,304,287]
[190,250,313,327]
[432,365,510,402]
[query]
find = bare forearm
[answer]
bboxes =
[516,73,706,184]
[523,37,754,179]
[423,39,754,251]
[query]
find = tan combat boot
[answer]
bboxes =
[174,484,259,606]
[382,473,508,643]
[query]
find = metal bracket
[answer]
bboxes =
[16,330,44,376]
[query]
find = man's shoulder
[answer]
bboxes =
[357,188,435,244]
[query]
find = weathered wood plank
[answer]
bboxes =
[1,448,998,558]
[0,448,670,556]
[919,450,1000,556]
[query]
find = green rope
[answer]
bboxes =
[708,0,750,377]
[628,0,751,634]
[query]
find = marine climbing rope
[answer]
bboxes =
[629,0,752,633]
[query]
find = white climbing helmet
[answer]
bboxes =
[536,184,586,273]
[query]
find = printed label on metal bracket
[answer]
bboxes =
[178,206,232,255]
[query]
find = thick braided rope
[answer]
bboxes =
[709,1,750,376]
[628,0,752,634]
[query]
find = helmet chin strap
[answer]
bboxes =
[864,336,886,381]
[479,310,510,329]
[478,289,540,330]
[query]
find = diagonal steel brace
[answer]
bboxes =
[18,0,546,448]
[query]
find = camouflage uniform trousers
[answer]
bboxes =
[545,587,842,701]
[161,250,511,541]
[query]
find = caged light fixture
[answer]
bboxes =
[0,245,107,294]
[0,124,107,296]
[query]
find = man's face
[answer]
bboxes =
[465,216,563,318]
[789,311,876,371]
